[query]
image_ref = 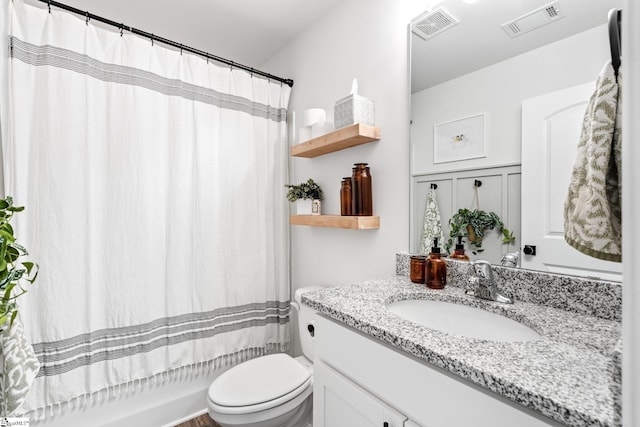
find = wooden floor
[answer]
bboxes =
[175,413,221,427]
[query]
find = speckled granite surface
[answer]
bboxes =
[302,276,621,427]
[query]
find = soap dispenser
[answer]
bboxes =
[449,236,470,261]
[425,238,447,289]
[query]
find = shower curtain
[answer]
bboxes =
[5,0,291,419]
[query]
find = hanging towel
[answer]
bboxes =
[564,62,622,262]
[419,189,445,254]
[1,316,41,415]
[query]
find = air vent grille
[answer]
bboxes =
[545,5,559,18]
[501,1,565,38]
[412,8,459,41]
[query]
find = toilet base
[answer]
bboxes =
[209,393,312,427]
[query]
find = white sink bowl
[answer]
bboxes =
[386,299,540,342]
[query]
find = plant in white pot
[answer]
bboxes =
[285,179,324,215]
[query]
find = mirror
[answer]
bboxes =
[410,0,623,281]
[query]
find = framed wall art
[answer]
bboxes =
[433,113,486,163]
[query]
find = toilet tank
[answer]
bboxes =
[293,286,323,362]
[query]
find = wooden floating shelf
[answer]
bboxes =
[290,215,380,230]
[290,123,381,158]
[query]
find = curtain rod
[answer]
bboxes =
[36,0,295,87]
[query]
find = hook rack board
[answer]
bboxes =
[411,164,521,260]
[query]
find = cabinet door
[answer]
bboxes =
[314,359,407,427]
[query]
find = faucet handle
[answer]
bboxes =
[470,260,493,280]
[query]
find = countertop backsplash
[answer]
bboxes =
[396,252,622,321]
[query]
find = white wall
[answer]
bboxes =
[411,24,610,175]
[262,0,415,304]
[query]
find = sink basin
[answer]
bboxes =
[386,299,540,342]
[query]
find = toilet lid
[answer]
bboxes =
[208,353,311,407]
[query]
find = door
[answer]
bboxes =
[313,359,408,427]
[521,82,622,280]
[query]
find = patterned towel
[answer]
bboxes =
[419,189,445,254]
[1,316,40,415]
[564,62,622,262]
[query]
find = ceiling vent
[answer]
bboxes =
[412,8,459,41]
[501,1,565,38]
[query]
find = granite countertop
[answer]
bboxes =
[302,276,621,427]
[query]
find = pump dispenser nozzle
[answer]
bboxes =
[431,237,441,254]
[449,235,470,261]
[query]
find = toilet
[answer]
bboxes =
[207,286,321,427]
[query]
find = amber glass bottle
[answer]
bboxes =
[425,238,447,289]
[340,177,353,216]
[351,163,373,216]
[449,236,470,261]
[410,255,426,284]
[351,166,362,215]
[361,165,373,216]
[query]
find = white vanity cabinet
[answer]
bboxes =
[314,314,564,427]
[314,359,409,427]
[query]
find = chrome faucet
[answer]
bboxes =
[467,260,513,304]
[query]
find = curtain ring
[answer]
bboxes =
[229,61,234,71]
[85,11,90,25]
[150,34,154,46]
[120,24,124,37]
[179,44,183,55]
[47,0,51,13]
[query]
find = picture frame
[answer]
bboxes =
[433,113,486,164]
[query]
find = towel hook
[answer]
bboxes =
[430,183,438,190]
[608,8,622,79]
[474,179,482,187]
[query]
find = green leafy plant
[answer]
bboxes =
[0,197,38,331]
[446,208,515,254]
[285,178,324,202]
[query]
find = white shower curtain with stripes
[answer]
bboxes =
[6,0,291,419]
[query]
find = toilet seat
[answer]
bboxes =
[208,353,312,415]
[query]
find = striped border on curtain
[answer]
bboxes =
[10,36,287,122]
[33,301,290,377]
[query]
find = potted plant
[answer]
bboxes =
[285,178,324,215]
[445,208,515,254]
[0,197,38,331]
